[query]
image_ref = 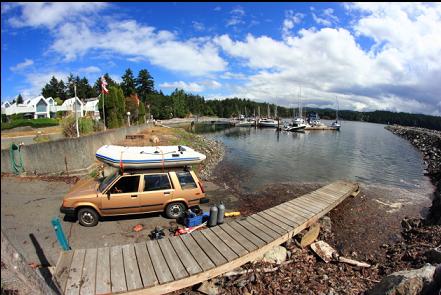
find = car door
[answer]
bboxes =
[100,175,141,215]
[138,173,174,213]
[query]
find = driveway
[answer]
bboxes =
[1,176,238,266]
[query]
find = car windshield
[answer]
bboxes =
[98,172,119,192]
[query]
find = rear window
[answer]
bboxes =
[176,171,198,189]
[144,174,171,191]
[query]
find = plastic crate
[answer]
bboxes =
[184,215,203,227]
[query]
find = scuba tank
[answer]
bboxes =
[208,205,218,227]
[217,202,225,225]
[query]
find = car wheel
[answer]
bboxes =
[77,208,99,227]
[165,202,186,219]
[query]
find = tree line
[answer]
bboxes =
[36,68,441,131]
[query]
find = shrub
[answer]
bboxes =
[1,118,59,130]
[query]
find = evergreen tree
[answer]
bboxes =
[98,85,125,128]
[121,68,136,97]
[66,74,76,98]
[135,69,155,103]
[57,80,67,100]
[42,76,60,98]
[16,94,24,104]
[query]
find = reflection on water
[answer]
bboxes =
[186,120,431,193]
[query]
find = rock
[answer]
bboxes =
[197,280,219,295]
[255,246,287,264]
[424,246,441,264]
[320,216,332,234]
[149,135,160,144]
[367,264,436,295]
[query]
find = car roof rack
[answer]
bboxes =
[120,165,193,175]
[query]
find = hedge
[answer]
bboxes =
[1,118,59,130]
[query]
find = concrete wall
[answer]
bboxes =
[1,124,151,175]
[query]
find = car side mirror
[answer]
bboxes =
[106,191,111,198]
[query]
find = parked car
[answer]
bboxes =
[60,167,208,226]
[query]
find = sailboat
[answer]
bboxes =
[259,104,278,127]
[331,98,341,130]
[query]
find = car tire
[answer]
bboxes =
[165,202,186,219]
[77,208,99,227]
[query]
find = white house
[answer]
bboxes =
[84,98,100,120]
[1,95,101,120]
[2,95,55,119]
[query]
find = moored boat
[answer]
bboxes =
[96,145,206,169]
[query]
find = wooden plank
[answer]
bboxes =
[276,202,314,219]
[146,240,174,284]
[110,245,127,293]
[291,196,325,211]
[133,243,158,288]
[158,238,188,280]
[284,200,319,215]
[257,212,292,231]
[229,221,267,247]
[180,234,215,271]
[269,206,306,225]
[122,244,143,291]
[201,228,239,261]
[321,187,347,199]
[219,223,258,252]
[285,200,319,216]
[293,195,329,209]
[80,248,97,295]
[243,217,281,239]
[169,236,203,275]
[65,249,86,295]
[96,247,111,295]
[191,231,228,266]
[210,226,248,256]
[263,208,299,227]
[249,214,287,235]
[54,251,74,293]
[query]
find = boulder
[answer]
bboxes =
[197,280,219,295]
[255,246,287,264]
[367,264,436,295]
[150,135,160,144]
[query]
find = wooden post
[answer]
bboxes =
[1,230,58,295]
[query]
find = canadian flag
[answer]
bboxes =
[101,76,109,94]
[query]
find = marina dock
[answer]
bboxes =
[54,180,359,295]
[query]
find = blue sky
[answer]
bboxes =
[2,2,441,115]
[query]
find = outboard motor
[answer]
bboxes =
[217,202,225,225]
[208,205,218,227]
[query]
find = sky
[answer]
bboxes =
[1,2,441,115]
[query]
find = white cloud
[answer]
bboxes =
[10,59,34,72]
[226,6,245,27]
[8,2,107,29]
[282,10,304,38]
[213,3,441,115]
[312,8,339,27]
[221,71,247,80]
[20,71,69,98]
[160,81,204,92]
[50,20,227,76]
[192,21,205,31]
[78,66,101,74]
[160,80,222,92]
[214,6,222,12]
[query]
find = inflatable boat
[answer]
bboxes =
[96,145,206,169]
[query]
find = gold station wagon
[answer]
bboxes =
[60,168,208,226]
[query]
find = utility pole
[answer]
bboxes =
[74,84,79,138]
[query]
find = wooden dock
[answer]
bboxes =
[53,180,359,295]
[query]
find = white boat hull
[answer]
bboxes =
[96,145,206,169]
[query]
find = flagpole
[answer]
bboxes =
[102,92,106,131]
